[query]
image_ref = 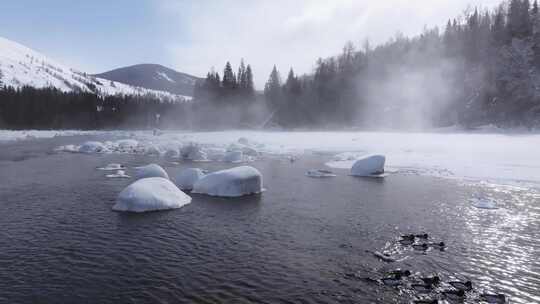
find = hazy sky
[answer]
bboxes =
[0,0,501,88]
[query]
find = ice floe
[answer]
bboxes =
[351,155,386,177]
[134,164,169,180]
[192,166,263,197]
[112,177,191,212]
[174,168,207,191]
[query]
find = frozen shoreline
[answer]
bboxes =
[2,129,540,189]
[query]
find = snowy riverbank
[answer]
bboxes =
[2,129,540,188]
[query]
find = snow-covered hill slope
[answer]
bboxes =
[95,64,200,97]
[0,37,191,102]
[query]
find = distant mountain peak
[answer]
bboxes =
[95,64,201,96]
[0,36,191,101]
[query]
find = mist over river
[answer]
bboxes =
[1,134,539,303]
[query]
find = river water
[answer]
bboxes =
[0,135,539,303]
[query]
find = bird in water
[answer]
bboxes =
[428,242,446,250]
[480,293,506,303]
[442,289,465,300]
[411,283,434,293]
[449,280,472,291]
[419,276,440,286]
[412,243,429,251]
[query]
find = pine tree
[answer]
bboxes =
[237,59,247,90]
[245,64,255,99]
[264,65,282,109]
[222,62,236,90]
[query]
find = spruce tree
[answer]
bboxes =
[222,62,236,90]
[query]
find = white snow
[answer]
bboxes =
[79,141,108,154]
[192,166,263,197]
[0,130,100,142]
[42,130,540,189]
[351,155,386,177]
[156,71,175,83]
[97,163,125,171]
[134,164,169,180]
[106,170,130,179]
[174,168,206,191]
[0,36,191,102]
[112,177,191,212]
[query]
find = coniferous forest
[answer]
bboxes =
[2,0,540,130]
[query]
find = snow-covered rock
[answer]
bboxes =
[106,170,130,179]
[79,141,108,153]
[112,177,191,212]
[97,163,125,171]
[174,168,206,190]
[134,164,169,180]
[117,139,139,151]
[223,151,243,163]
[351,155,386,177]
[192,166,263,197]
[180,144,207,161]
[306,169,337,178]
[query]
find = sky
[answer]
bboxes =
[0,0,502,88]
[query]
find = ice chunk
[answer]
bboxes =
[306,169,337,178]
[192,166,263,197]
[238,137,250,145]
[223,151,243,163]
[106,170,130,179]
[97,163,125,171]
[174,168,206,190]
[134,164,169,180]
[79,141,108,153]
[351,155,386,177]
[471,198,499,209]
[112,177,191,212]
[144,144,161,156]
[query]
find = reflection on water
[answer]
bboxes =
[0,136,539,303]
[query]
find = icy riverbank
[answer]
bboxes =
[3,129,540,188]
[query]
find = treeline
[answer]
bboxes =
[260,0,540,129]
[0,86,191,129]
[193,60,266,128]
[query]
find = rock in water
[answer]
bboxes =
[192,166,263,197]
[134,164,169,180]
[175,168,206,191]
[79,141,107,153]
[113,177,191,212]
[351,155,386,177]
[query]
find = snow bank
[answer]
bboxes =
[79,141,108,153]
[112,177,191,212]
[351,155,386,177]
[192,166,263,197]
[134,164,169,180]
[174,168,206,191]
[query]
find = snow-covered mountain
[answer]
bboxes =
[95,64,200,97]
[0,37,191,101]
